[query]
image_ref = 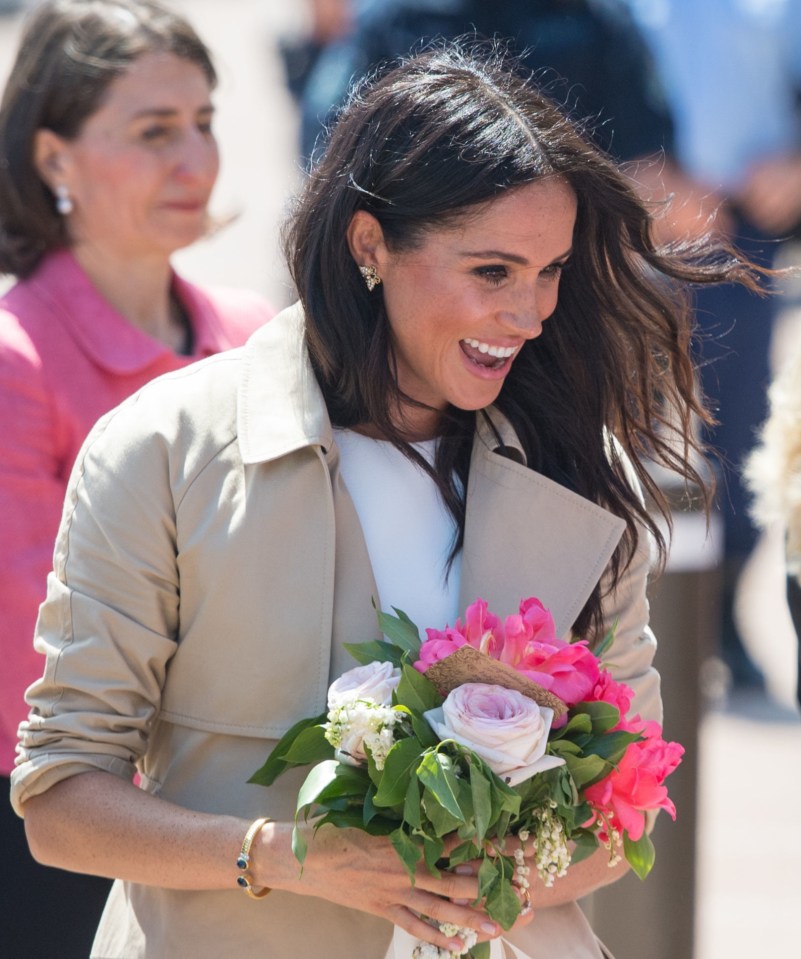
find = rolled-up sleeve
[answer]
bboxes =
[11,396,180,815]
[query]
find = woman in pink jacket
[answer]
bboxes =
[0,2,272,955]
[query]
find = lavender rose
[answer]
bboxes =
[424,683,564,786]
[325,662,403,769]
[327,661,401,710]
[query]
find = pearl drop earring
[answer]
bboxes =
[55,185,73,216]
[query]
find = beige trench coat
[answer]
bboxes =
[12,304,660,958]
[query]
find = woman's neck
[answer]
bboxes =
[71,243,188,353]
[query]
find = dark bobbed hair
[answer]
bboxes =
[285,43,766,639]
[0,0,217,278]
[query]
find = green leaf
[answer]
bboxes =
[477,856,500,901]
[423,835,445,876]
[589,729,643,764]
[470,943,491,959]
[447,840,481,868]
[320,809,398,835]
[569,830,599,866]
[344,640,404,667]
[373,737,423,807]
[295,760,340,813]
[423,788,465,837]
[548,739,583,757]
[552,712,593,739]
[291,823,307,864]
[403,774,422,829]
[624,831,655,880]
[577,701,622,735]
[485,867,521,930]
[469,763,493,843]
[488,771,522,819]
[411,711,440,749]
[247,712,328,786]
[562,753,610,790]
[315,763,373,805]
[391,827,422,881]
[363,783,378,825]
[418,751,465,822]
[377,608,422,655]
[280,724,334,766]
[395,663,442,714]
[467,942,490,959]
[593,623,618,660]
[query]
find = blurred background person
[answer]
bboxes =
[283,0,679,174]
[745,344,801,711]
[625,0,801,694]
[0,1,273,955]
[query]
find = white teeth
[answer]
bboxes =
[463,338,517,358]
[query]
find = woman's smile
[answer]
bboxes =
[460,338,520,371]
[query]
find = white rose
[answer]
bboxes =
[424,683,565,786]
[327,661,401,710]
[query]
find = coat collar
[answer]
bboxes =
[238,302,332,465]
[461,418,625,637]
[238,302,625,636]
[22,250,227,372]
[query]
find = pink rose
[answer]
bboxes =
[423,683,564,786]
[327,661,401,709]
[583,719,684,841]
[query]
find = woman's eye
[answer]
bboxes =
[140,125,171,143]
[540,262,569,281]
[474,265,508,285]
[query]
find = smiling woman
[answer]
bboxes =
[346,179,577,434]
[10,39,770,959]
[0,4,273,956]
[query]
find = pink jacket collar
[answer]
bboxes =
[24,250,234,374]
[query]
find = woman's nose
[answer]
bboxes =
[498,299,544,339]
[174,132,219,184]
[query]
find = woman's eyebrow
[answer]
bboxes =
[131,104,215,120]
[459,247,573,265]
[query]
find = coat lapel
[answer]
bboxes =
[460,416,625,638]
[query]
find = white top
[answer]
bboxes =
[333,428,462,632]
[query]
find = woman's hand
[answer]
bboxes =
[257,823,528,952]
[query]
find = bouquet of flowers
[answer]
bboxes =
[250,597,683,959]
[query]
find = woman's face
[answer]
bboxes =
[36,51,219,263]
[351,177,578,438]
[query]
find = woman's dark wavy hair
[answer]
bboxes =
[285,43,766,640]
[0,0,216,278]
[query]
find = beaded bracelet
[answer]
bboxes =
[236,816,272,899]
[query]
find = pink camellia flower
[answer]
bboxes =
[583,719,684,841]
[423,683,565,786]
[587,670,634,720]
[499,597,557,666]
[460,598,503,656]
[415,598,502,671]
[513,638,601,708]
[414,626,468,672]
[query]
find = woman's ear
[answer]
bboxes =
[32,128,71,191]
[346,210,387,269]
